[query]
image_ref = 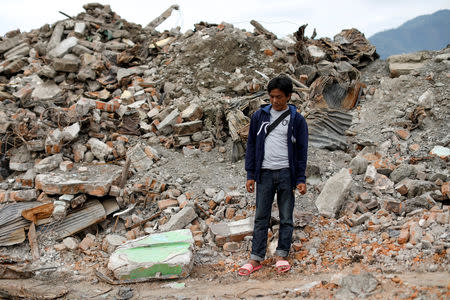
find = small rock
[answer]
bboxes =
[63,237,79,250]
[364,165,377,183]
[350,156,369,175]
[223,242,240,252]
[102,234,127,253]
[395,129,410,140]
[79,233,95,251]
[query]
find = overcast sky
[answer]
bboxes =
[0,0,449,39]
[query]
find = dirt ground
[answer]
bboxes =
[1,263,448,299]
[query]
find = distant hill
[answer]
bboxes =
[369,9,450,59]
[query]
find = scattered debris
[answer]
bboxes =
[0,2,449,298]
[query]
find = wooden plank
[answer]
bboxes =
[39,200,106,239]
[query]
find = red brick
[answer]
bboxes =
[409,144,420,152]
[79,235,95,251]
[373,159,395,172]
[157,199,178,210]
[385,199,403,214]
[396,129,410,140]
[225,207,236,219]
[208,200,217,210]
[398,227,410,244]
[395,180,409,195]
[367,224,382,231]
[442,182,449,199]
[292,242,302,251]
[263,49,274,56]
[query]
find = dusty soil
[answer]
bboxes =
[1,264,448,299]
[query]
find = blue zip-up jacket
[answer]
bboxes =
[245,104,308,188]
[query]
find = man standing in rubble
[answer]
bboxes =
[238,75,308,275]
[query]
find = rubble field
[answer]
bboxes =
[0,3,449,299]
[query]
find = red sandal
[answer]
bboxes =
[275,260,290,273]
[238,263,262,276]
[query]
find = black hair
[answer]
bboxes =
[267,75,293,97]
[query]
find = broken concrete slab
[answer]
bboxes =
[181,103,203,121]
[156,108,179,135]
[173,120,203,136]
[52,58,79,73]
[388,62,425,77]
[9,145,33,172]
[390,163,417,183]
[315,168,352,218]
[160,206,198,232]
[108,229,194,280]
[35,163,122,196]
[0,189,39,202]
[209,217,254,246]
[47,37,78,58]
[116,67,142,82]
[87,138,112,161]
[31,81,62,101]
[34,153,63,173]
[364,164,377,183]
[46,22,65,52]
[0,34,27,54]
[62,122,80,142]
[4,43,30,60]
[74,22,86,35]
[0,57,28,75]
[335,272,379,299]
[127,142,154,172]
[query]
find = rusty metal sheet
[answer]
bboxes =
[306,109,353,150]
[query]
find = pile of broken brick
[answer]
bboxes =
[0,2,448,286]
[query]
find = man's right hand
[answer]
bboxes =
[246,179,255,193]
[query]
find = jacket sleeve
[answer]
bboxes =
[245,112,258,180]
[295,114,308,185]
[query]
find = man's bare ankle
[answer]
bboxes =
[249,259,260,266]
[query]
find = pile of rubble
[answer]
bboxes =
[0,2,448,298]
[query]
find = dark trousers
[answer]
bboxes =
[250,168,295,261]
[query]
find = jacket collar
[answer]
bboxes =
[262,104,296,115]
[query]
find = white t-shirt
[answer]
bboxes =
[261,108,290,170]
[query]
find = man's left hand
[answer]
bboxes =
[296,183,306,195]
